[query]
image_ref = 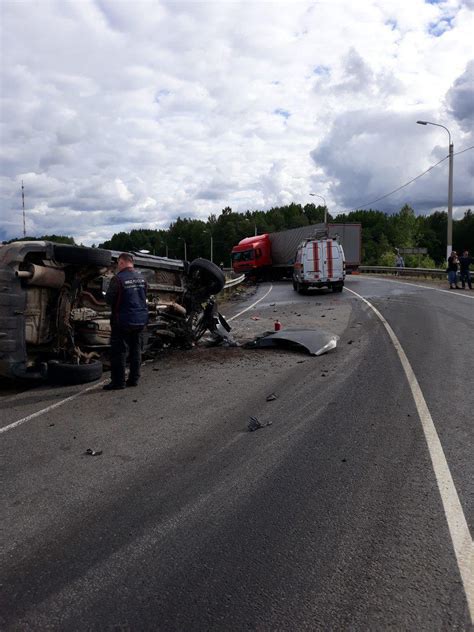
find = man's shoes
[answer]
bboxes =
[455,286,461,289]
[126,380,138,387]
[102,383,125,391]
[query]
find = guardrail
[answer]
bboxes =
[223,274,246,289]
[359,265,447,279]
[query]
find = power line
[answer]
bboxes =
[344,145,474,212]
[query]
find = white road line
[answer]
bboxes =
[227,284,273,321]
[346,286,474,622]
[0,379,107,435]
[360,275,474,300]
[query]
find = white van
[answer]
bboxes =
[293,238,345,293]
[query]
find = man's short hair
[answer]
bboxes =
[118,252,134,264]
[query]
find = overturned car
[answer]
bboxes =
[0,241,227,384]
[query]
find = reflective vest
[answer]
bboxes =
[114,268,148,328]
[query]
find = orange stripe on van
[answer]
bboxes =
[313,242,319,273]
[327,240,333,277]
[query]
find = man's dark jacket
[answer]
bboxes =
[459,255,473,272]
[105,268,148,328]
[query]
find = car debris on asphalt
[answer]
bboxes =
[247,416,273,431]
[85,448,103,456]
[244,328,339,356]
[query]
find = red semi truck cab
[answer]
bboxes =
[231,234,272,274]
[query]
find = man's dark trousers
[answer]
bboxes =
[110,325,143,386]
[460,270,472,289]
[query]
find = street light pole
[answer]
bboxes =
[178,237,187,261]
[309,193,327,224]
[204,230,213,263]
[416,120,453,262]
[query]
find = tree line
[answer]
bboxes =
[4,204,473,267]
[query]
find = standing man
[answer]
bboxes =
[459,249,473,289]
[395,249,405,276]
[447,250,460,289]
[103,253,148,390]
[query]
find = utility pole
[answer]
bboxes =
[21,180,26,237]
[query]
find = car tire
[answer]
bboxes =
[53,245,112,267]
[47,359,103,385]
[187,308,209,341]
[187,258,226,297]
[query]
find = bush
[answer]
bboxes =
[379,251,396,266]
[404,254,436,268]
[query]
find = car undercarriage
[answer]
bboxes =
[0,242,227,384]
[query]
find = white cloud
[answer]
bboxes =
[1,0,473,244]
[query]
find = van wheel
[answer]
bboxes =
[297,282,307,295]
[332,284,343,293]
[292,280,297,291]
[53,245,112,267]
[48,360,103,385]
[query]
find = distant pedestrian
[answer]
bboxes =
[395,249,405,276]
[459,249,473,290]
[447,251,460,289]
[103,253,148,390]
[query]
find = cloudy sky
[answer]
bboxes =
[1,0,473,245]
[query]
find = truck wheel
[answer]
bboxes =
[53,244,112,267]
[47,360,103,385]
[187,258,226,297]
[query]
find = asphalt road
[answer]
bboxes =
[1,275,473,631]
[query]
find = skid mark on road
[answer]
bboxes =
[346,286,474,623]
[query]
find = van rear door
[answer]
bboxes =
[303,240,323,280]
[324,240,344,280]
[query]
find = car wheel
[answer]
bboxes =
[187,258,226,297]
[187,308,209,341]
[47,359,103,385]
[53,245,112,267]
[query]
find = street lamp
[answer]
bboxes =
[178,237,187,261]
[309,193,327,224]
[203,230,213,263]
[416,120,454,262]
